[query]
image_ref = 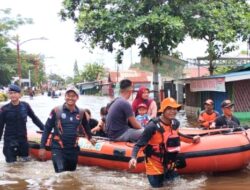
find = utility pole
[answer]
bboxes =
[10,35,47,86]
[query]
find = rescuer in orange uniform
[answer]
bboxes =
[129,97,200,188]
[198,99,219,129]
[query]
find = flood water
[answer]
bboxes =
[1,94,250,190]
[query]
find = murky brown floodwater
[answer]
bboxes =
[1,94,250,190]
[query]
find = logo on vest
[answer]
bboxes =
[61,113,66,119]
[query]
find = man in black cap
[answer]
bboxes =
[0,84,44,163]
[214,99,240,128]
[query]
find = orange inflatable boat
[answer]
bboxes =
[28,131,145,173]
[28,128,250,174]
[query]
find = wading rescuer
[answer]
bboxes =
[129,97,200,188]
[39,86,95,173]
[0,84,44,163]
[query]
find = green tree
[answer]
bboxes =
[48,73,65,87]
[176,0,250,75]
[23,54,46,86]
[60,0,186,102]
[0,48,16,85]
[0,8,33,85]
[80,62,105,82]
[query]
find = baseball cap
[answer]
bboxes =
[8,84,21,93]
[204,99,214,105]
[221,99,234,108]
[137,103,148,109]
[65,86,80,96]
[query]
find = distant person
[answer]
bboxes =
[198,99,219,129]
[129,97,200,188]
[0,84,44,163]
[91,106,107,137]
[39,86,95,173]
[132,86,157,118]
[28,87,34,99]
[135,103,150,128]
[105,79,143,142]
[215,99,240,129]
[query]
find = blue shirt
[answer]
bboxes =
[136,114,150,128]
[105,97,134,139]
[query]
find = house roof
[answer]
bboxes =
[183,67,209,78]
[230,62,250,72]
[182,70,250,83]
[109,69,152,83]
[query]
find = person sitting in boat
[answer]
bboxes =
[84,108,98,131]
[91,106,107,137]
[214,99,240,129]
[129,97,200,188]
[39,86,95,173]
[135,103,150,128]
[198,99,219,129]
[0,84,44,163]
[105,79,143,142]
[132,86,157,118]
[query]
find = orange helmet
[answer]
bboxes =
[158,97,181,113]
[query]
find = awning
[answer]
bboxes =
[190,77,225,92]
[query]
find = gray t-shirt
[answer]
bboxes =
[105,97,134,139]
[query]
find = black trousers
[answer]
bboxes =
[3,140,29,163]
[51,148,79,173]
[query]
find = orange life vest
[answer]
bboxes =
[144,119,181,175]
[198,111,218,129]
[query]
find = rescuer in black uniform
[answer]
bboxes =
[0,84,44,163]
[39,86,95,173]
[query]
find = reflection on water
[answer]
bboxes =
[0,94,250,190]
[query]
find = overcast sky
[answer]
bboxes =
[1,0,247,77]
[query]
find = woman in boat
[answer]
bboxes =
[129,97,200,188]
[198,99,219,129]
[132,86,157,118]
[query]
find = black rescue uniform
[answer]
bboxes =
[215,115,240,128]
[0,101,44,163]
[40,104,92,173]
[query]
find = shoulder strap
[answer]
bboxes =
[54,105,63,121]
[106,97,119,111]
[149,117,165,134]
[79,108,85,123]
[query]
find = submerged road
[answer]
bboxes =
[0,94,250,190]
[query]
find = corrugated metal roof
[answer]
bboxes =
[182,70,250,83]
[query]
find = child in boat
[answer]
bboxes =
[84,108,99,131]
[135,103,150,128]
[91,106,107,137]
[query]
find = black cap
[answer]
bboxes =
[8,84,21,93]
[221,99,234,108]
